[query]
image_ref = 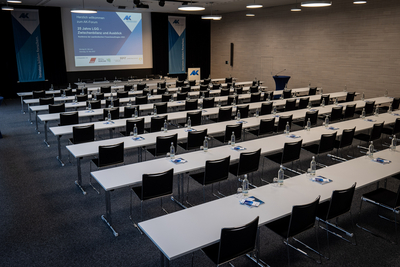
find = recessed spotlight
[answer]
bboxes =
[301,1,332,7]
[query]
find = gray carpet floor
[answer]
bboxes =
[0,98,399,267]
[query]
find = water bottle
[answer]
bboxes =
[361,92,365,101]
[324,115,329,128]
[187,116,191,129]
[385,89,388,97]
[218,99,222,107]
[361,108,366,119]
[127,98,132,106]
[390,135,397,151]
[320,88,323,95]
[310,156,316,176]
[232,97,236,107]
[273,106,277,115]
[107,110,111,122]
[344,84,347,92]
[203,136,208,152]
[388,103,393,114]
[278,165,284,186]
[153,105,157,116]
[308,81,311,89]
[93,93,97,101]
[134,107,138,118]
[267,94,271,102]
[306,118,311,131]
[321,98,325,107]
[74,95,78,103]
[230,131,235,147]
[368,141,374,158]
[133,124,138,137]
[163,119,168,133]
[285,121,290,135]
[307,101,311,110]
[255,108,259,118]
[374,106,379,116]
[199,102,203,110]
[170,142,175,159]
[236,109,241,121]
[335,97,338,105]
[88,101,92,111]
[242,174,249,196]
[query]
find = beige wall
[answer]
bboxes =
[210,0,400,98]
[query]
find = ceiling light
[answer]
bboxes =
[202,3,221,20]
[353,0,367,4]
[71,0,97,13]
[7,0,22,3]
[246,0,262,8]
[2,6,14,10]
[178,0,205,11]
[291,7,301,11]
[246,13,255,17]
[301,1,332,7]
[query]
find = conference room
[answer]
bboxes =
[1,0,400,266]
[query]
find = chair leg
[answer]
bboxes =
[89,161,100,194]
[129,190,143,234]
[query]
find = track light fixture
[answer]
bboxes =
[106,0,114,3]
[159,0,165,7]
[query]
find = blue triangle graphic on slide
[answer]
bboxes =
[117,20,143,55]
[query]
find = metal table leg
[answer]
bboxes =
[56,135,65,166]
[171,173,187,209]
[75,157,87,195]
[20,96,25,114]
[160,251,170,267]
[43,121,50,147]
[101,190,119,237]
[28,105,32,123]
[35,111,40,133]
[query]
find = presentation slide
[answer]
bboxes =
[61,9,152,72]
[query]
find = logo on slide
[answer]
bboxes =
[173,19,180,24]
[89,58,96,63]
[190,70,199,76]
[19,13,29,19]
[123,16,131,21]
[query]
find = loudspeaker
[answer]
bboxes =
[230,43,234,67]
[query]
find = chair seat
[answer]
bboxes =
[265,214,291,238]
[190,172,206,185]
[353,133,370,142]
[265,152,283,164]
[381,126,395,135]
[363,188,398,208]
[131,186,143,200]
[201,242,220,264]
[302,144,320,154]
[316,200,331,219]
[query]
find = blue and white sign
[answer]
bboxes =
[168,16,186,74]
[188,67,200,81]
[11,9,45,82]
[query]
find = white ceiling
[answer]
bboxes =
[2,0,301,15]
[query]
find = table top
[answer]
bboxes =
[138,147,400,260]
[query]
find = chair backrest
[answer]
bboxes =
[162,94,173,103]
[364,101,375,115]
[126,118,145,135]
[185,99,198,111]
[181,86,191,93]
[203,97,215,109]
[283,89,292,99]
[212,83,221,90]
[250,92,261,103]
[199,84,208,91]
[103,107,119,120]
[76,94,88,102]
[72,124,95,144]
[285,99,297,111]
[156,88,167,95]
[217,216,259,265]
[176,80,185,87]
[77,87,88,95]
[189,80,196,86]
[39,97,54,105]
[200,90,210,98]
[141,169,174,201]
[224,123,243,143]
[258,118,275,136]
[150,115,168,132]
[287,196,320,238]
[124,84,133,91]
[236,105,249,118]
[281,140,303,164]
[87,100,101,109]
[227,95,238,106]
[235,87,243,95]
[320,94,330,105]
[249,86,259,94]
[236,149,261,176]
[32,90,46,99]
[59,111,79,126]
[155,133,178,156]
[330,106,343,122]
[124,105,139,118]
[260,102,273,115]
[49,103,65,114]
[298,97,310,110]
[225,77,233,83]
[203,156,231,185]
[106,98,120,107]
[308,87,317,95]
[64,88,73,96]
[344,104,356,119]
[345,92,356,102]
[137,83,146,91]
[263,91,274,101]
[143,89,152,96]
[220,88,230,96]
[117,91,128,99]
[154,102,168,114]
[318,132,337,154]
[304,110,319,126]
[277,114,293,132]
[186,110,202,126]
[187,129,207,150]
[157,82,166,89]
[177,92,188,101]
[95,92,105,100]
[135,95,148,105]
[338,127,356,148]
[100,86,111,94]
[325,183,356,220]
[369,122,384,141]
[98,142,124,168]
[218,107,233,122]
[392,97,400,110]
[392,118,400,135]
[202,78,211,85]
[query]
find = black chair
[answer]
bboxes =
[215,124,243,145]
[86,100,101,110]
[220,88,230,96]
[200,90,210,99]
[344,92,356,102]
[283,89,292,99]
[162,94,173,103]
[354,121,384,150]
[382,118,400,136]
[381,97,400,113]
[153,102,168,115]
[130,168,174,234]
[200,216,259,266]
[135,95,148,105]
[212,83,221,90]
[357,183,400,244]
[179,129,208,151]
[59,111,79,126]
[76,94,88,102]
[181,86,191,93]
[331,127,356,160]
[275,114,293,133]
[263,91,274,101]
[136,84,145,91]
[330,106,343,122]
[319,94,330,106]
[317,183,357,258]
[155,88,166,95]
[64,88,73,96]
[356,101,375,116]
[303,132,337,166]
[298,97,310,110]
[146,133,177,158]
[250,92,261,103]
[39,97,54,105]
[94,92,104,100]
[188,156,231,203]
[247,117,275,137]
[90,142,124,193]
[69,124,95,144]
[295,110,318,128]
[185,110,202,127]
[103,107,119,121]
[100,86,111,94]
[199,84,209,91]
[117,91,128,99]
[227,95,238,106]
[236,105,249,119]
[185,99,198,111]
[218,107,233,122]
[124,84,133,91]
[157,82,166,89]
[189,80,196,86]
[124,105,139,118]
[265,140,303,176]
[150,115,168,133]
[120,118,145,136]
[284,99,297,112]
[225,77,233,83]
[106,98,120,108]
[32,90,46,99]
[260,102,273,115]
[202,78,211,85]
[266,196,322,265]
[308,87,317,95]
[203,97,215,109]
[176,80,185,87]
[177,92,188,101]
[143,89,152,96]
[229,148,261,185]
[77,87,88,95]
[343,104,356,120]
[249,85,259,94]
[49,103,65,114]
